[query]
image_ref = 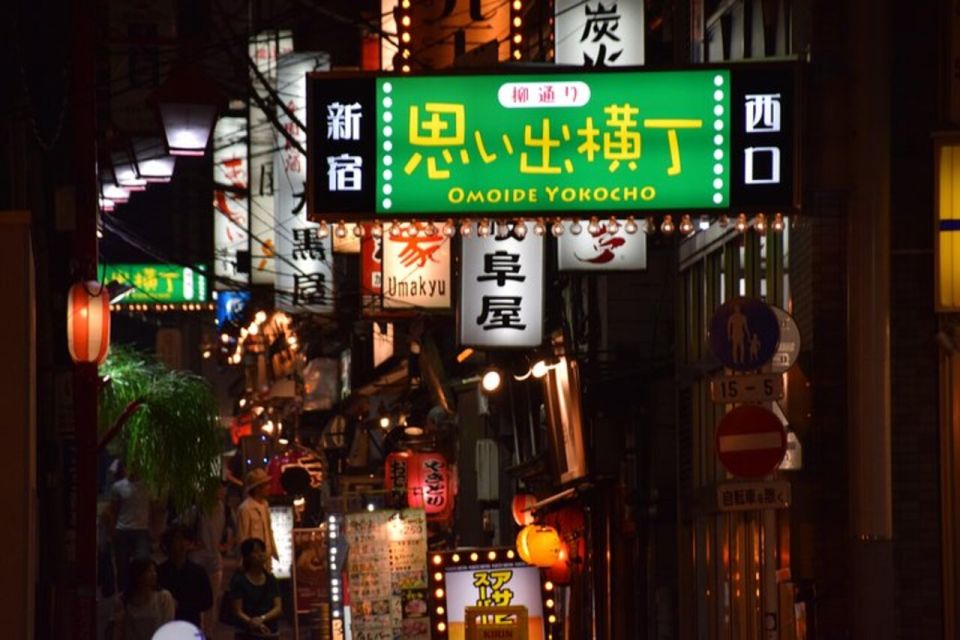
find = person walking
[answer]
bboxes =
[157,526,213,628]
[107,468,153,592]
[236,469,278,572]
[111,557,175,640]
[229,538,282,639]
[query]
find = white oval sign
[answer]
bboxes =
[771,307,801,372]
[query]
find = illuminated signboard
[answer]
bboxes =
[104,264,208,304]
[381,222,452,310]
[307,65,798,218]
[213,115,249,287]
[269,504,295,579]
[556,219,647,271]
[556,0,645,67]
[427,548,556,640]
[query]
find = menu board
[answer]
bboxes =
[269,505,295,579]
[293,528,329,614]
[345,509,429,640]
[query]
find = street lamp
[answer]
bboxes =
[150,64,223,157]
[132,137,176,183]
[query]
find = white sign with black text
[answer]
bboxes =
[557,219,647,271]
[556,0,645,67]
[274,53,335,313]
[382,223,451,310]
[213,116,250,288]
[460,222,544,348]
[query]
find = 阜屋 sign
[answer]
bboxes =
[104,264,208,304]
[460,222,544,348]
[307,65,798,218]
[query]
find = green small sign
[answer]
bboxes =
[104,263,208,304]
[377,70,727,214]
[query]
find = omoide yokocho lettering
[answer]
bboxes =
[447,184,657,206]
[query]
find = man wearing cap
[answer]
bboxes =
[236,468,278,572]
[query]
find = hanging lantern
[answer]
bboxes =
[387,452,454,521]
[511,493,537,526]
[132,137,176,183]
[516,524,563,568]
[150,64,223,157]
[67,281,111,365]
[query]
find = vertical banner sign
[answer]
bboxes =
[382,223,452,310]
[292,528,328,614]
[460,222,544,348]
[249,31,294,285]
[213,116,250,288]
[360,226,383,315]
[557,219,647,270]
[409,0,510,69]
[556,0,645,67]
[274,52,336,313]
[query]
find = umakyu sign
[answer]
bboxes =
[307,65,798,218]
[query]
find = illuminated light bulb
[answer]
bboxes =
[262,420,275,434]
[432,554,443,565]
[437,606,445,616]
[551,220,565,237]
[221,334,230,343]
[488,550,497,561]
[735,213,749,233]
[353,223,366,238]
[624,216,638,234]
[661,215,675,235]
[548,615,557,624]
[531,360,549,378]
[401,32,411,43]
[607,216,619,234]
[390,221,402,237]
[202,349,211,359]
[570,218,582,235]
[366,503,375,512]
[248,323,260,336]
[372,223,383,237]
[379,415,390,429]
[481,368,502,393]
[699,215,711,231]
[460,219,473,236]
[442,219,456,237]
[401,15,411,26]
[718,214,730,228]
[513,50,521,60]
[335,221,348,238]
[513,16,521,27]
[513,0,521,8]
[506,550,515,559]
[754,213,768,234]
[451,554,460,563]
[401,64,411,73]
[255,310,267,324]
[435,588,445,599]
[437,622,447,633]
[645,216,658,235]
[546,599,555,608]
[772,212,785,232]
[470,552,479,562]
[533,218,546,236]
[544,581,554,591]
[513,220,528,238]
[587,216,600,234]
[478,219,491,237]
[317,221,329,238]
[239,398,247,408]
[679,214,694,235]
[434,572,443,581]
[514,34,522,43]
[406,222,419,237]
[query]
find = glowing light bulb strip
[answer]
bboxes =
[511,0,524,61]
[399,0,412,73]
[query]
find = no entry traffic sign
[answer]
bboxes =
[708,297,780,371]
[715,405,786,478]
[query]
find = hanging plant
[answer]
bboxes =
[99,346,223,514]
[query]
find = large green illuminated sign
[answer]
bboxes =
[104,263,209,304]
[308,65,797,218]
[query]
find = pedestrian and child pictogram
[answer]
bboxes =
[708,296,781,371]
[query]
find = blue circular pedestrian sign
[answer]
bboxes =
[708,297,780,371]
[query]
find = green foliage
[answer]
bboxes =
[100,346,223,514]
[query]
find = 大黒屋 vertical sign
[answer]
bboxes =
[556,0,645,67]
[382,223,451,310]
[307,65,799,219]
[274,52,336,314]
[213,115,250,288]
[460,222,544,348]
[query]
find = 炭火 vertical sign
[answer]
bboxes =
[557,220,647,271]
[249,31,293,285]
[556,0,645,67]
[274,52,335,313]
[213,116,250,288]
[382,223,451,310]
[460,222,544,348]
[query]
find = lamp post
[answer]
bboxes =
[150,64,223,157]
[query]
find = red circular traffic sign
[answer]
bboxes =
[715,405,786,478]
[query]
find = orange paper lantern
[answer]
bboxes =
[67,281,110,365]
[511,493,537,526]
[516,524,563,568]
[385,451,454,521]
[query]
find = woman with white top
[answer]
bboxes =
[111,556,175,640]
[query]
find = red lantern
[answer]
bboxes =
[516,524,563,567]
[385,452,454,522]
[545,538,572,584]
[512,493,537,526]
[67,281,110,365]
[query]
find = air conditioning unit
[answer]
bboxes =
[476,439,499,501]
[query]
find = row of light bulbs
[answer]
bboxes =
[121,303,215,312]
[315,213,787,240]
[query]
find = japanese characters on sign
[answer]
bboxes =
[381,223,452,310]
[274,52,336,314]
[292,528,328,614]
[269,505,295,579]
[443,563,545,640]
[556,219,647,270]
[249,31,294,285]
[556,0,645,67]
[716,481,791,512]
[307,66,799,219]
[460,222,544,348]
[103,264,208,304]
[213,116,250,287]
